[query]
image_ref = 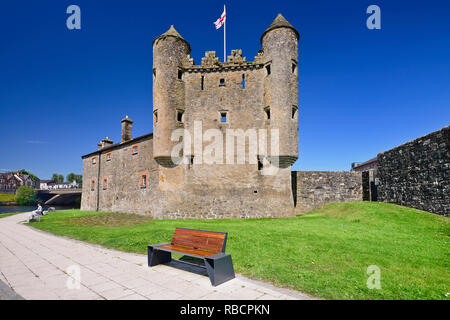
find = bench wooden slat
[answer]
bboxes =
[172,234,225,246]
[171,228,226,253]
[173,228,226,240]
[171,239,222,252]
[172,235,224,243]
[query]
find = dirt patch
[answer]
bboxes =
[68,212,152,227]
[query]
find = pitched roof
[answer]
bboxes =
[81,133,153,159]
[152,25,191,52]
[261,13,299,43]
[353,157,377,169]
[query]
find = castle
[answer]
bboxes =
[81,14,303,218]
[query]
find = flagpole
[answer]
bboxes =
[224,4,226,62]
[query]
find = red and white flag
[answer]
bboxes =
[214,8,226,29]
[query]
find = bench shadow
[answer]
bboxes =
[164,256,209,277]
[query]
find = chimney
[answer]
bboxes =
[98,137,114,150]
[121,115,133,143]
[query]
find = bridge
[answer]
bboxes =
[37,189,82,206]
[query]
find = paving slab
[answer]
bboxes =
[0,212,314,300]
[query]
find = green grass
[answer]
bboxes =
[0,193,15,201]
[0,212,22,219]
[29,202,449,300]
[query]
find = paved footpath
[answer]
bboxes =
[0,213,313,300]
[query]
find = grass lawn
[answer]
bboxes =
[0,193,15,201]
[29,202,449,300]
[0,212,22,219]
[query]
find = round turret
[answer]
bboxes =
[261,14,299,168]
[153,25,191,166]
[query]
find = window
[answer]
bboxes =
[176,109,185,123]
[178,69,183,80]
[102,177,108,190]
[219,78,225,87]
[264,106,271,121]
[140,173,148,188]
[153,68,156,79]
[265,64,271,75]
[90,179,95,191]
[106,152,112,161]
[242,74,245,89]
[219,111,228,123]
[92,157,97,164]
[131,144,139,155]
[201,75,205,90]
[292,63,297,74]
[292,106,298,119]
[153,109,158,124]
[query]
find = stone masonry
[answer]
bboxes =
[295,171,363,214]
[377,126,450,216]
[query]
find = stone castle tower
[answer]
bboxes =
[81,14,301,219]
[152,13,299,168]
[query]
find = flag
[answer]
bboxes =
[214,8,226,29]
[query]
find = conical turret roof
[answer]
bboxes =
[153,25,191,52]
[162,25,184,39]
[260,14,299,43]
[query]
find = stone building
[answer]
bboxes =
[81,14,303,218]
[351,157,377,172]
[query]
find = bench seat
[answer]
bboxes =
[148,228,235,286]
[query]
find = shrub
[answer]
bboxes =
[15,186,38,206]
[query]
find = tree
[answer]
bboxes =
[75,174,83,186]
[52,173,59,182]
[58,174,64,183]
[16,186,38,206]
[67,173,76,183]
[66,173,82,186]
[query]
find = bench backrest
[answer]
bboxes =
[171,228,228,253]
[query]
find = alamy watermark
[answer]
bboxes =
[366,5,381,30]
[169,121,283,175]
[366,265,381,290]
[66,5,81,30]
[66,264,81,290]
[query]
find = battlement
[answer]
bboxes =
[183,50,265,73]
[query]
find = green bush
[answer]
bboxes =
[15,186,38,206]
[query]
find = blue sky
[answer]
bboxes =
[1,0,449,179]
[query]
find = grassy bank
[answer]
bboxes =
[0,212,23,219]
[29,202,449,300]
[0,193,15,201]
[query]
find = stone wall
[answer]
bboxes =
[295,171,363,213]
[81,134,158,215]
[377,126,450,216]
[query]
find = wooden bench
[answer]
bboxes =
[148,228,235,286]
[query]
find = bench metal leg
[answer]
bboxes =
[147,245,171,267]
[204,253,235,286]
